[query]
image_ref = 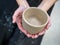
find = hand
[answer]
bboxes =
[14,14,51,39]
[12,6,51,39]
[12,6,27,23]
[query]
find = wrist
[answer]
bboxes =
[38,6,47,12]
[16,0,29,7]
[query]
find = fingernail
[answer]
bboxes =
[35,35,38,38]
[12,21,15,23]
[27,34,31,38]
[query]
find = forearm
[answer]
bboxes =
[16,0,29,7]
[38,0,57,11]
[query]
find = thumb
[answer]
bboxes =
[12,6,26,23]
[12,15,16,23]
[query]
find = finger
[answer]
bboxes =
[39,30,45,35]
[45,18,51,30]
[34,35,38,38]
[26,34,32,38]
[16,16,22,23]
[31,34,36,39]
[12,9,21,23]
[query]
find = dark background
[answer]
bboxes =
[0,0,54,45]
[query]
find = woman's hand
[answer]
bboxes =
[12,6,26,23]
[16,14,51,39]
[12,6,51,39]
